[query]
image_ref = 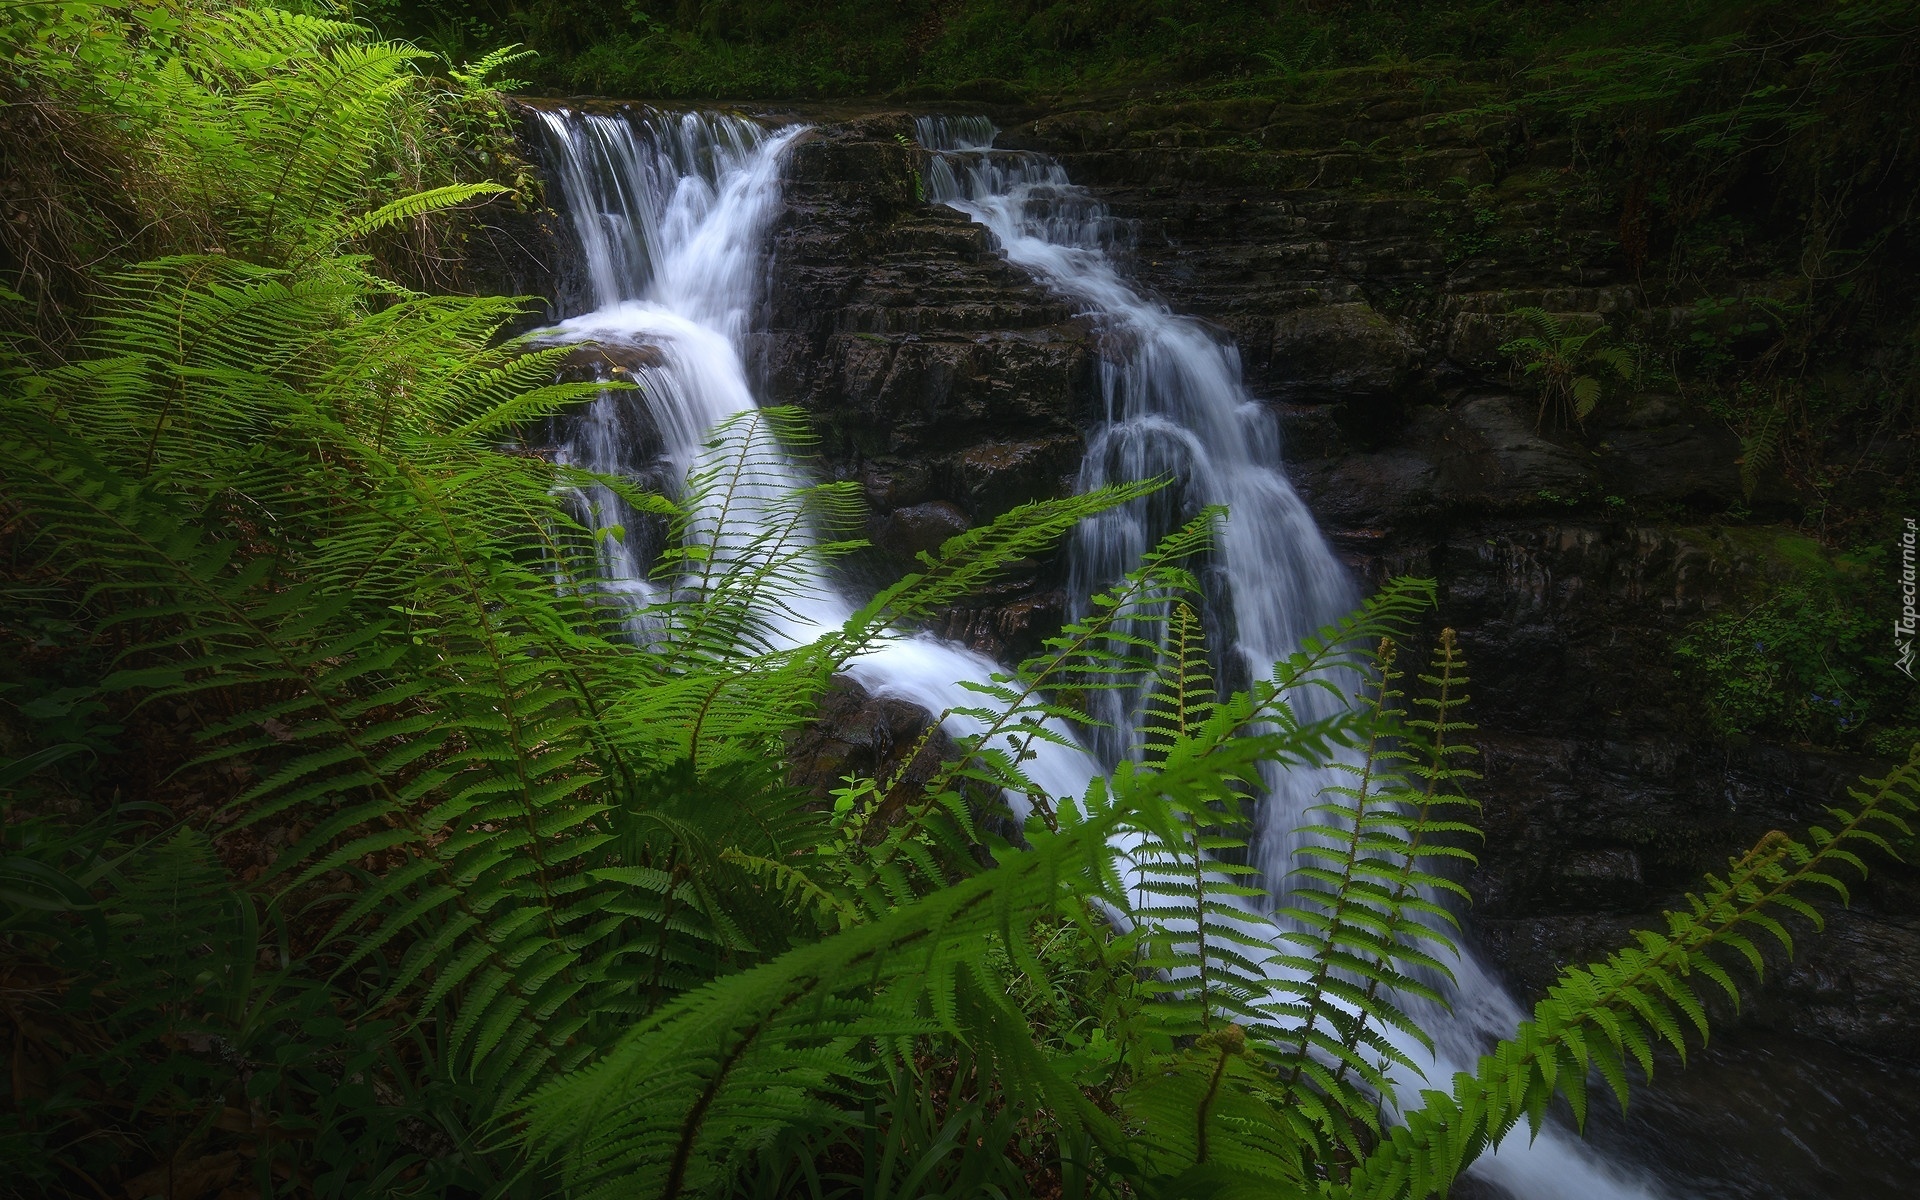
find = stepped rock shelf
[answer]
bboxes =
[498,95,1919,1200]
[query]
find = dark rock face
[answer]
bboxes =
[786,676,956,805]
[509,94,1912,1059]
[436,109,586,332]
[743,102,1917,1057]
[786,677,1017,848]
[546,337,666,382]
[760,116,1094,654]
[874,499,971,559]
[1266,302,1422,401]
[763,120,1093,493]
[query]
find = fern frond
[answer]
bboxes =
[339,182,512,241]
[448,44,538,91]
[1337,747,1920,1199]
[1516,306,1561,344]
[1737,398,1788,500]
[523,796,1124,1199]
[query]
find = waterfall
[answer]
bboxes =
[528,106,1098,805]
[918,116,1669,1200]
[528,103,1667,1199]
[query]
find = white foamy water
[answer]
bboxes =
[530,107,1100,801]
[529,103,1665,1199]
[918,115,1667,1200]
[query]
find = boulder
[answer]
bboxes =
[786,677,953,806]
[1266,302,1421,400]
[875,500,971,560]
[951,436,1084,522]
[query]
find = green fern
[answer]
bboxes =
[1246,630,1479,1173]
[1735,395,1789,500]
[448,44,538,93]
[1130,601,1272,1043]
[1498,306,1638,429]
[1337,747,1920,1200]
[339,181,513,241]
[9,8,1917,1199]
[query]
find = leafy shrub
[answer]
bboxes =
[0,0,534,353]
[1498,306,1639,429]
[1675,539,1920,750]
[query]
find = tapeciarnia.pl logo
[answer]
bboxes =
[1899,516,1917,679]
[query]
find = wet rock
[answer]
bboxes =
[952,436,1083,521]
[1595,423,1743,511]
[858,461,937,511]
[545,336,665,384]
[786,677,954,804]
[1266,301,1421,400]
[525,334,668,463]
[787,677,1021,844]
[1551,847,1649,908]
[1584,1028,1920,1200]
[782,116,920,216]
[1441,394,1598,505]
[932,588,1068,662]
[1289,439,1439,530]
[875,500,971,559]
[759,117,1097,663]
[763,121,1092,501]
[1765,911,1920,1055]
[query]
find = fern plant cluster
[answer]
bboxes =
[1495,307,1639,430]
[4,5,1920,1200]
[0,0,537,356]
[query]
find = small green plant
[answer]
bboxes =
[893,131,926,201]
[447,43,537,92]
[1498,306,1638,429]
[1435,182,1502,267]
[1674,544,1920,751]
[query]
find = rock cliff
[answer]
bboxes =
[516,91,1917,1058]
[752,96,1918,1058]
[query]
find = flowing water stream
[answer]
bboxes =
[527,106,1096,803]
[529,104,1668,1200]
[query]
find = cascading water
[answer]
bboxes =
[917,115,1669,1200]
[529,105,1097,806]
[529,102,1668,1199]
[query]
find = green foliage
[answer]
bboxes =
[0,255,1142,1191]
[1,16,1175,1193]
[515,574,1412,1198]
[0,0,535,352]
[361,0,1595,100]
[1342,749,1918,1200]
[1264,632,1481,1165]
[1538,0,1920,227]
[521,579,1919,1199]
[7,5,1920,1199]
[1674,540,1920,750]
[1529,2,1920,517]
[1732,391,1788,501]
[1497,306,1639,428]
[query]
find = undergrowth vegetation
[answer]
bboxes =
[1674,538,1917,754]
[359,1,1919,528]
[358,0,1592,100]
[3,4,1919,1199]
